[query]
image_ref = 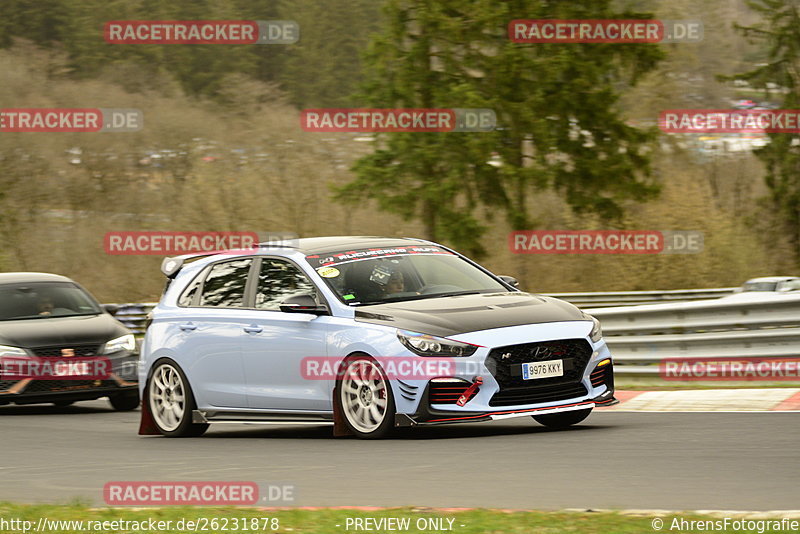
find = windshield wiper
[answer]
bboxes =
[356,289,492,305]
[424,290,485,299]
[0,312,101,321]
[0,315,49,321]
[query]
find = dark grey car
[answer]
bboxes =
[0,273,139,410]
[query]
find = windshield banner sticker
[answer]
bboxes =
[306,246,452,267]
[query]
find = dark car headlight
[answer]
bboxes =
[0,345,27,358]
[105,334,136,354]
[585,314,603,342]
[0,345,27,378]
[397,330,480,357]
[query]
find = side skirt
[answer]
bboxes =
[192,410,334,426]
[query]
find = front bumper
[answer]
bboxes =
[394,380,616,427]
[0,352,139,405]
[390,321,616,426]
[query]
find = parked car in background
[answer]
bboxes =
[0,273,139,410]
[737,276,800,293]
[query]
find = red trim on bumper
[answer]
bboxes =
[425,400,595,423]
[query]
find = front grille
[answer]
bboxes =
[429,380,471,405]
[21,380,111,393]
[590,362,614,390]
[486,338,593,407]
[0,380,18,391]
[30,344,101,358]
[490,382,588,407]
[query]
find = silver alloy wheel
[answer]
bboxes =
[340,359,389,434]
[149,363,186,432]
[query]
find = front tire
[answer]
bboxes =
[147,360,208,437]
[532,408,592,429]
[109,391,140,411]
[336,356,395,439]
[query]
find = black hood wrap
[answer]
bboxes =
[354,292,586,338]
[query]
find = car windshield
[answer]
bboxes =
[742,281,779,292]
[306,245,508,305]
[0,282,102,320]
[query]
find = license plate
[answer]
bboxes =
[521,359,563,380]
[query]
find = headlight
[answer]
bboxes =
[0,346,27,378]
[397,330,480,357]
[105,334,136,354]
[0,345,27,358]
[586,315,603,342]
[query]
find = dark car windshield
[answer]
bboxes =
[0,282,102,321]
[306,246,508,305]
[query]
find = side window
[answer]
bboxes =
[178,274,204,307]
[256,259,316,310]
[199,259,253,307]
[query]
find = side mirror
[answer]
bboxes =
[498,275,520,289]
[102,304,119,316]
[279,294,329,315]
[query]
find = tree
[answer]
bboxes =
[279,0,384,108]
[0,0,373,106]
[337,0,663,257]
[734,0,800,262]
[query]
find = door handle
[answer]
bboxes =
[179,322,197,331]
[243,325,263,334]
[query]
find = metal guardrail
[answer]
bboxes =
[112,290,800,382]
[113,290,738,335]
[543,287,737,308]
[587,293,800,378]
[114,303,154,335]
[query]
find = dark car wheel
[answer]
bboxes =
[532,408,592,429]
[109,391,140,411]
[336,355,395,439]
[147,360,208,437]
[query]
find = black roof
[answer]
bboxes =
[0,272,74,284]
[288,236,435,255]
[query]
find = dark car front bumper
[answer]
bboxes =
[0,352,138,405]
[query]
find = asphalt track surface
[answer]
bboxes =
[1,400,798,510]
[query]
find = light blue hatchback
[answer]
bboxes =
[139,236,616,439]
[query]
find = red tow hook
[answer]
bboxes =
[457,376,483,407]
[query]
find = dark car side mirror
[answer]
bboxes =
[102,304,119,316]
[279,294,329,315]
[498,275,520,289]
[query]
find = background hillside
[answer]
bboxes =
[0,0,795,301]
